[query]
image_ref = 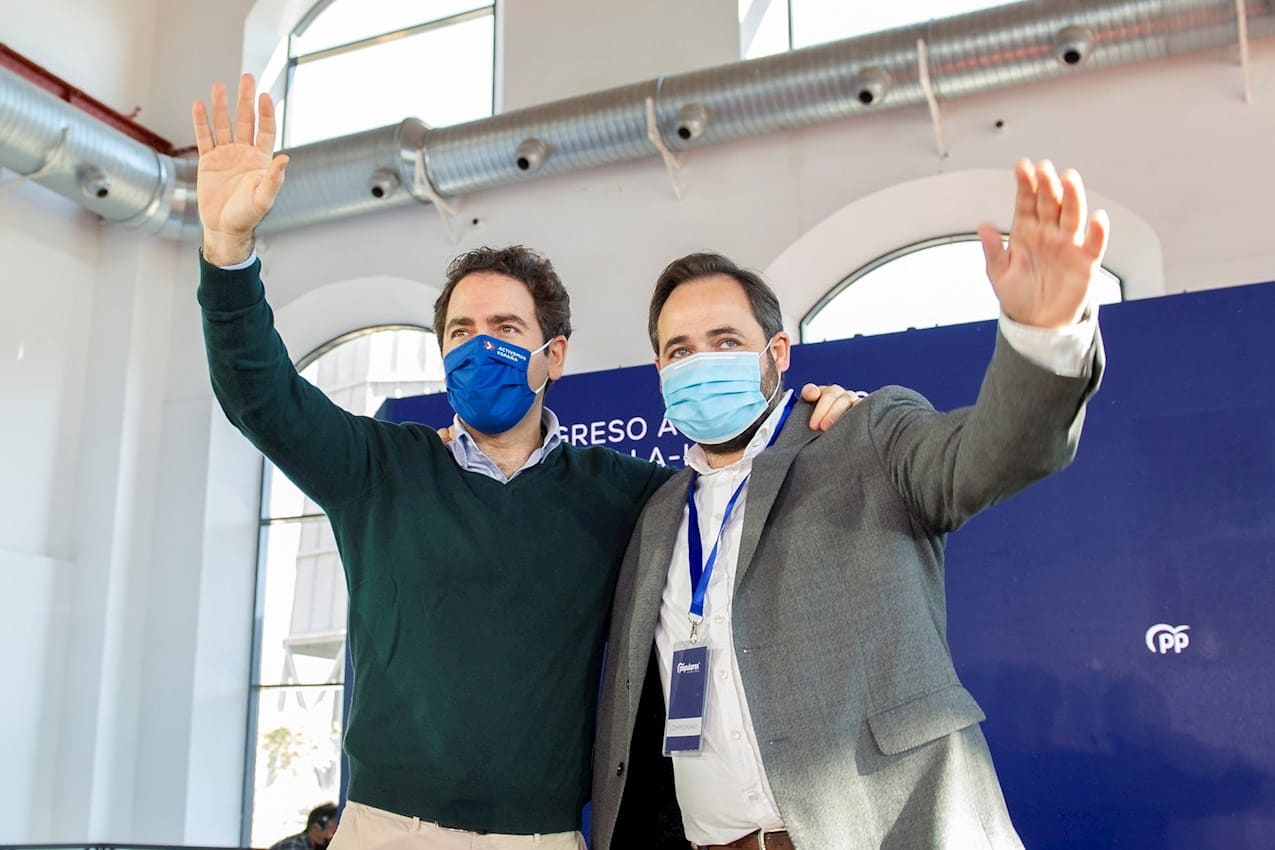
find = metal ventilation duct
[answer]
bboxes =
[1,0,1270,240]
[0,67,200,239]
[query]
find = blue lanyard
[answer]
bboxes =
[685,394,796,629]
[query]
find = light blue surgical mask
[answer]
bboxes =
[444,334,552,434]
[660,347,780,445]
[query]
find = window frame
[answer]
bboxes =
[799,232,1124,343]
[281,0,498,147]
[241,322,442,845]
[742,0,1029,59]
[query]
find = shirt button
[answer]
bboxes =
[747,791,760,802]
[713,615,725,624]
[718,670,729,681]
[731,729,742,741]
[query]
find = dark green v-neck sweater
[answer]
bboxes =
[199,256,673,834]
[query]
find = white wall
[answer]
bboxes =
[2,0,1274,843]
[0,177,97,839]
[499,0,739,110]
[3,0,160,120]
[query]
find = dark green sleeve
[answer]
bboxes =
[613,452,678,509]
[198,253,381,508]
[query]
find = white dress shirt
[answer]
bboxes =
[654,311,1098,844]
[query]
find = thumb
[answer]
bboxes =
[255,154,289,211]
[1083,208,1111,264]
[977,223,1008,283]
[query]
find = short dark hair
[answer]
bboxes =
[307,802,338,830]
[648,252,784,353]
[433,245,572,344]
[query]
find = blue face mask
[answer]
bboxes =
[444,334,552,435]
[660,347,780,445]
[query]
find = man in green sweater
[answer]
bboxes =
[193,76,855,849]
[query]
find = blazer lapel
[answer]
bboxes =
[733,401,820,592]
[626,468,693,703]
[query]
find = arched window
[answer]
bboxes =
[740,0,1025,59]
[801,234,1123,342]
[245,325,444,845]
[283,0,496,147]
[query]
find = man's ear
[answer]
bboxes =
[771,331,792,372]
[546,336,569,381]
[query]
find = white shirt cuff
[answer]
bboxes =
[997,305,1098,378]
[209,249,258,271]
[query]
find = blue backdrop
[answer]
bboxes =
[375,281,1275,848]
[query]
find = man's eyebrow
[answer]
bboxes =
[661,326,750,355]
[445,316,476,331]
[487,313,530,328]
[662,333,691,355]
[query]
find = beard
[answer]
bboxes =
[701,349,783,458]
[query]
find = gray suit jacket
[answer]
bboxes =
[592,332,1104,850]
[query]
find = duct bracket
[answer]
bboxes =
[916,39,948,159]
[0,127,69,193]
[413,149,464,245]
[1236,0,1253,103]
[645,96,685,200]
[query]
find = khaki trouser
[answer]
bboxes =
[330,801,584,850]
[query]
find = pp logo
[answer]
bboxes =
[1145,623,1190,655]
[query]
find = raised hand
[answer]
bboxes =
[191,74,289,265]
[978,159,1110,329]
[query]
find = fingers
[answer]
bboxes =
[808,384,864,431]
[1058,168,1087,245]
[1034,160,1063,227]
[803,382,834,430]
[1011,158,1037,227]
[235,74,256,146]
[191,100,213,156]
[256,92,277,155]
[210,82,232,146]
[198,76,270,154]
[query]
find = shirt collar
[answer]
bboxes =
[685,389,794,475]
[450,406,562,482]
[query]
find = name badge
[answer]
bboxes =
[664,642,711,756]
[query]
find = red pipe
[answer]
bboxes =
[0,43,194,156]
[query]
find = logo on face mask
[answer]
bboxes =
[444,334,552,435]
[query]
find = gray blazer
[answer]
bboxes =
[591,332,1104,850]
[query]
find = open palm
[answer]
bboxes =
[191,74,288,244]
[978,159,1110,329]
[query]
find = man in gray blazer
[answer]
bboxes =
[591,159,1108,850]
